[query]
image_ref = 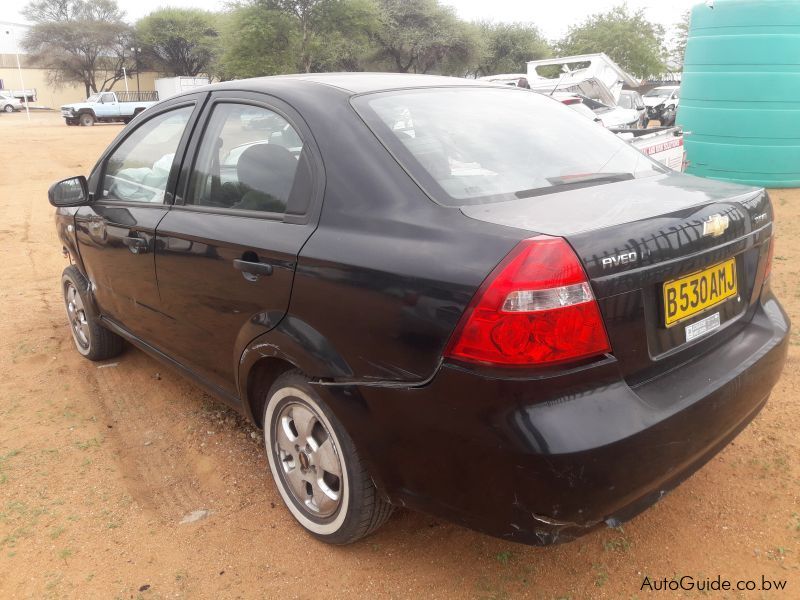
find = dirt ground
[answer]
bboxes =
[0,111,798,599]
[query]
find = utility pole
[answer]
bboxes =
[4,27,30,121]
[130,43,141,97]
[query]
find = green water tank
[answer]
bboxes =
[678,0,800,187]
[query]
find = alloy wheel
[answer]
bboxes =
[272,401,344,519]
[64,281,90,350]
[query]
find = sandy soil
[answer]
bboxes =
[0,111,798,599]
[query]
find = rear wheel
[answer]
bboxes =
[79,112,95,126]
[263,371,393,544]
[62,266,123,360]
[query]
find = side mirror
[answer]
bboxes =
[49,176,90,207]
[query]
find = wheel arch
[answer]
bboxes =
[237,315,355,426]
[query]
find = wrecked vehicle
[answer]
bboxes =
[526,53,643,128]
[644,85,681,126]
[618,89,648,128]
[50,74,788,545]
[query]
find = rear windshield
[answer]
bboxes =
[353,87,665,207]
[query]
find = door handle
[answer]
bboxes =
[233,258,273,279]
[122,236,148,254]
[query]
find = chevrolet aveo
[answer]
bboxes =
[49,74,789,545]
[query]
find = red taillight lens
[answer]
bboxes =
[445,236,611,366]
[561,98,581,105]
[764,236,775,280]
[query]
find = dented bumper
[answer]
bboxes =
[326,293,789,545]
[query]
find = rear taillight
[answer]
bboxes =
[764,236,775,280]
[445,236,611,366]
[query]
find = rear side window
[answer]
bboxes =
[186,103,305,215]
[102,106,193,203]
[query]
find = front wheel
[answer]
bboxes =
[79,112,95,126]
[3,104,14,113]
[62,266,123,360]
[263,371,393,544]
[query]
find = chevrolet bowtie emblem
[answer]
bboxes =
[702,213,730,238]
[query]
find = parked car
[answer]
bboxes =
[577,94,641,128]
[49,74,788,546]
[618,89,648,128]
[0,90,23,113]
[60,91,159,126]
[644,85,681,125]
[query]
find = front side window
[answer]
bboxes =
[102,106,193,203]
[186,103,305,214]
[354,88,665,206]
[101,93,115,103]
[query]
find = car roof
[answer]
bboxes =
[210,72,496,96]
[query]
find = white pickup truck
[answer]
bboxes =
[613,126,685,171]
[60,91,159,126]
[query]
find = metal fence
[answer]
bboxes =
[115,91,159,102]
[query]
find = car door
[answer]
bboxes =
[153,93,322,395]
[74,95,205,341]
[97,92,118,118]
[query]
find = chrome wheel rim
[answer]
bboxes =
[65,282,90,349]
[273,401,343,519]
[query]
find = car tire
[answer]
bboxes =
[3,104,14,113]
[79,113,95,126]
[62,266,124,361]
[263,370,393,544]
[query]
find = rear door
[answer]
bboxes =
[152,92,322,395]
[75,96,205,340]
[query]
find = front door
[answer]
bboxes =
[97,92,121,118]
[153,96,321,394]
[75,99,202,340]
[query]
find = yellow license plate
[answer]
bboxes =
[663,258,737,327]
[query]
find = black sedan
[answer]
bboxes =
[49,73,789,546]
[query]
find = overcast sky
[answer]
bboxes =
[5,0,695,40]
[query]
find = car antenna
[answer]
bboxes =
[549,65,570,96]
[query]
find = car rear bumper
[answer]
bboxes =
[326,291,789,545]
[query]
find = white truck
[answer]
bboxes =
[614,126,685,171]
[60,91,159,126]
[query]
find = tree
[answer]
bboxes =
[217,4,300,78]
[671,10,691,69]
[261,0,376,73]
[558,5,665,79]
[220,0,377,78]
[371,0,480,74]
[22,0,136,97]
[470,22,551,78]
[136,9,220,77]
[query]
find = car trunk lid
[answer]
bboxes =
[460,172,774,383]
